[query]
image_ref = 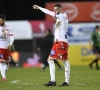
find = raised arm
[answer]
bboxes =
[33,5,54,17]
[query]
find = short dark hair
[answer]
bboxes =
[54,4,62,8]
[47,29,51,34]
[0,14,6,20]
[95,25,99,30]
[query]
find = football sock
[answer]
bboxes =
[63,61,70,84]
[0,63,6,78]
[48,60,55,82]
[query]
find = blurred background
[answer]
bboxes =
[0,0,100,68]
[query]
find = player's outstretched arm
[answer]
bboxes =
[33,5,54,17]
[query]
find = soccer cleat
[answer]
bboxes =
[59,82,69,86]
[2,78,6,82]
[44,81,56,86]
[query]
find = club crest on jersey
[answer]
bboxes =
[50,50,55,56]
[0,54,3,58]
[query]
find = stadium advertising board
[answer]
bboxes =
[45,2,100,22]
[29,20,54,37]
[6,21,54,40]
[6,21,33,40]
[67,22,100,65]
[68,45,95,66]
[67,23,100,44]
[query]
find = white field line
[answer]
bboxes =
[10,80,30,85]
[10,80,20,83]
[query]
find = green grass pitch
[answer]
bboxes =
[0,66,100,90]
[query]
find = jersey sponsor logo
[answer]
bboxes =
[0,35,8,41]
[50,50,55,56]
[0,54,3,58]
[0,29,8,40]
[90,3,100,21]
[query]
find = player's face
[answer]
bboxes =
[46,30,49,35]
[97,27,100,34]
[0,18,5,26]
[96,27,100,32]
[54,7,62,14]
[98,27,100,32]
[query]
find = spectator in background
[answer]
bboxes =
[37,29,62,71]
[89,25,100,70]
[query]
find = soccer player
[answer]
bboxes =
[0,14,14,82]
[89,25,100,70]
[33,4,70,86]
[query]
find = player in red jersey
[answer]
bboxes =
[0,14,14,82]
[33,4,70,86]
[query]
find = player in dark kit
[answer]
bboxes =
[89,25,100,70]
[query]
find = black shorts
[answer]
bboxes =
[93,46,100,54]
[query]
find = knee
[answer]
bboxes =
[65,67,69,71]
[48,57,54,61]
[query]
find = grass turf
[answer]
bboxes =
[0,66,100,90]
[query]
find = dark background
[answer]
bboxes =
[0,0,97,20]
